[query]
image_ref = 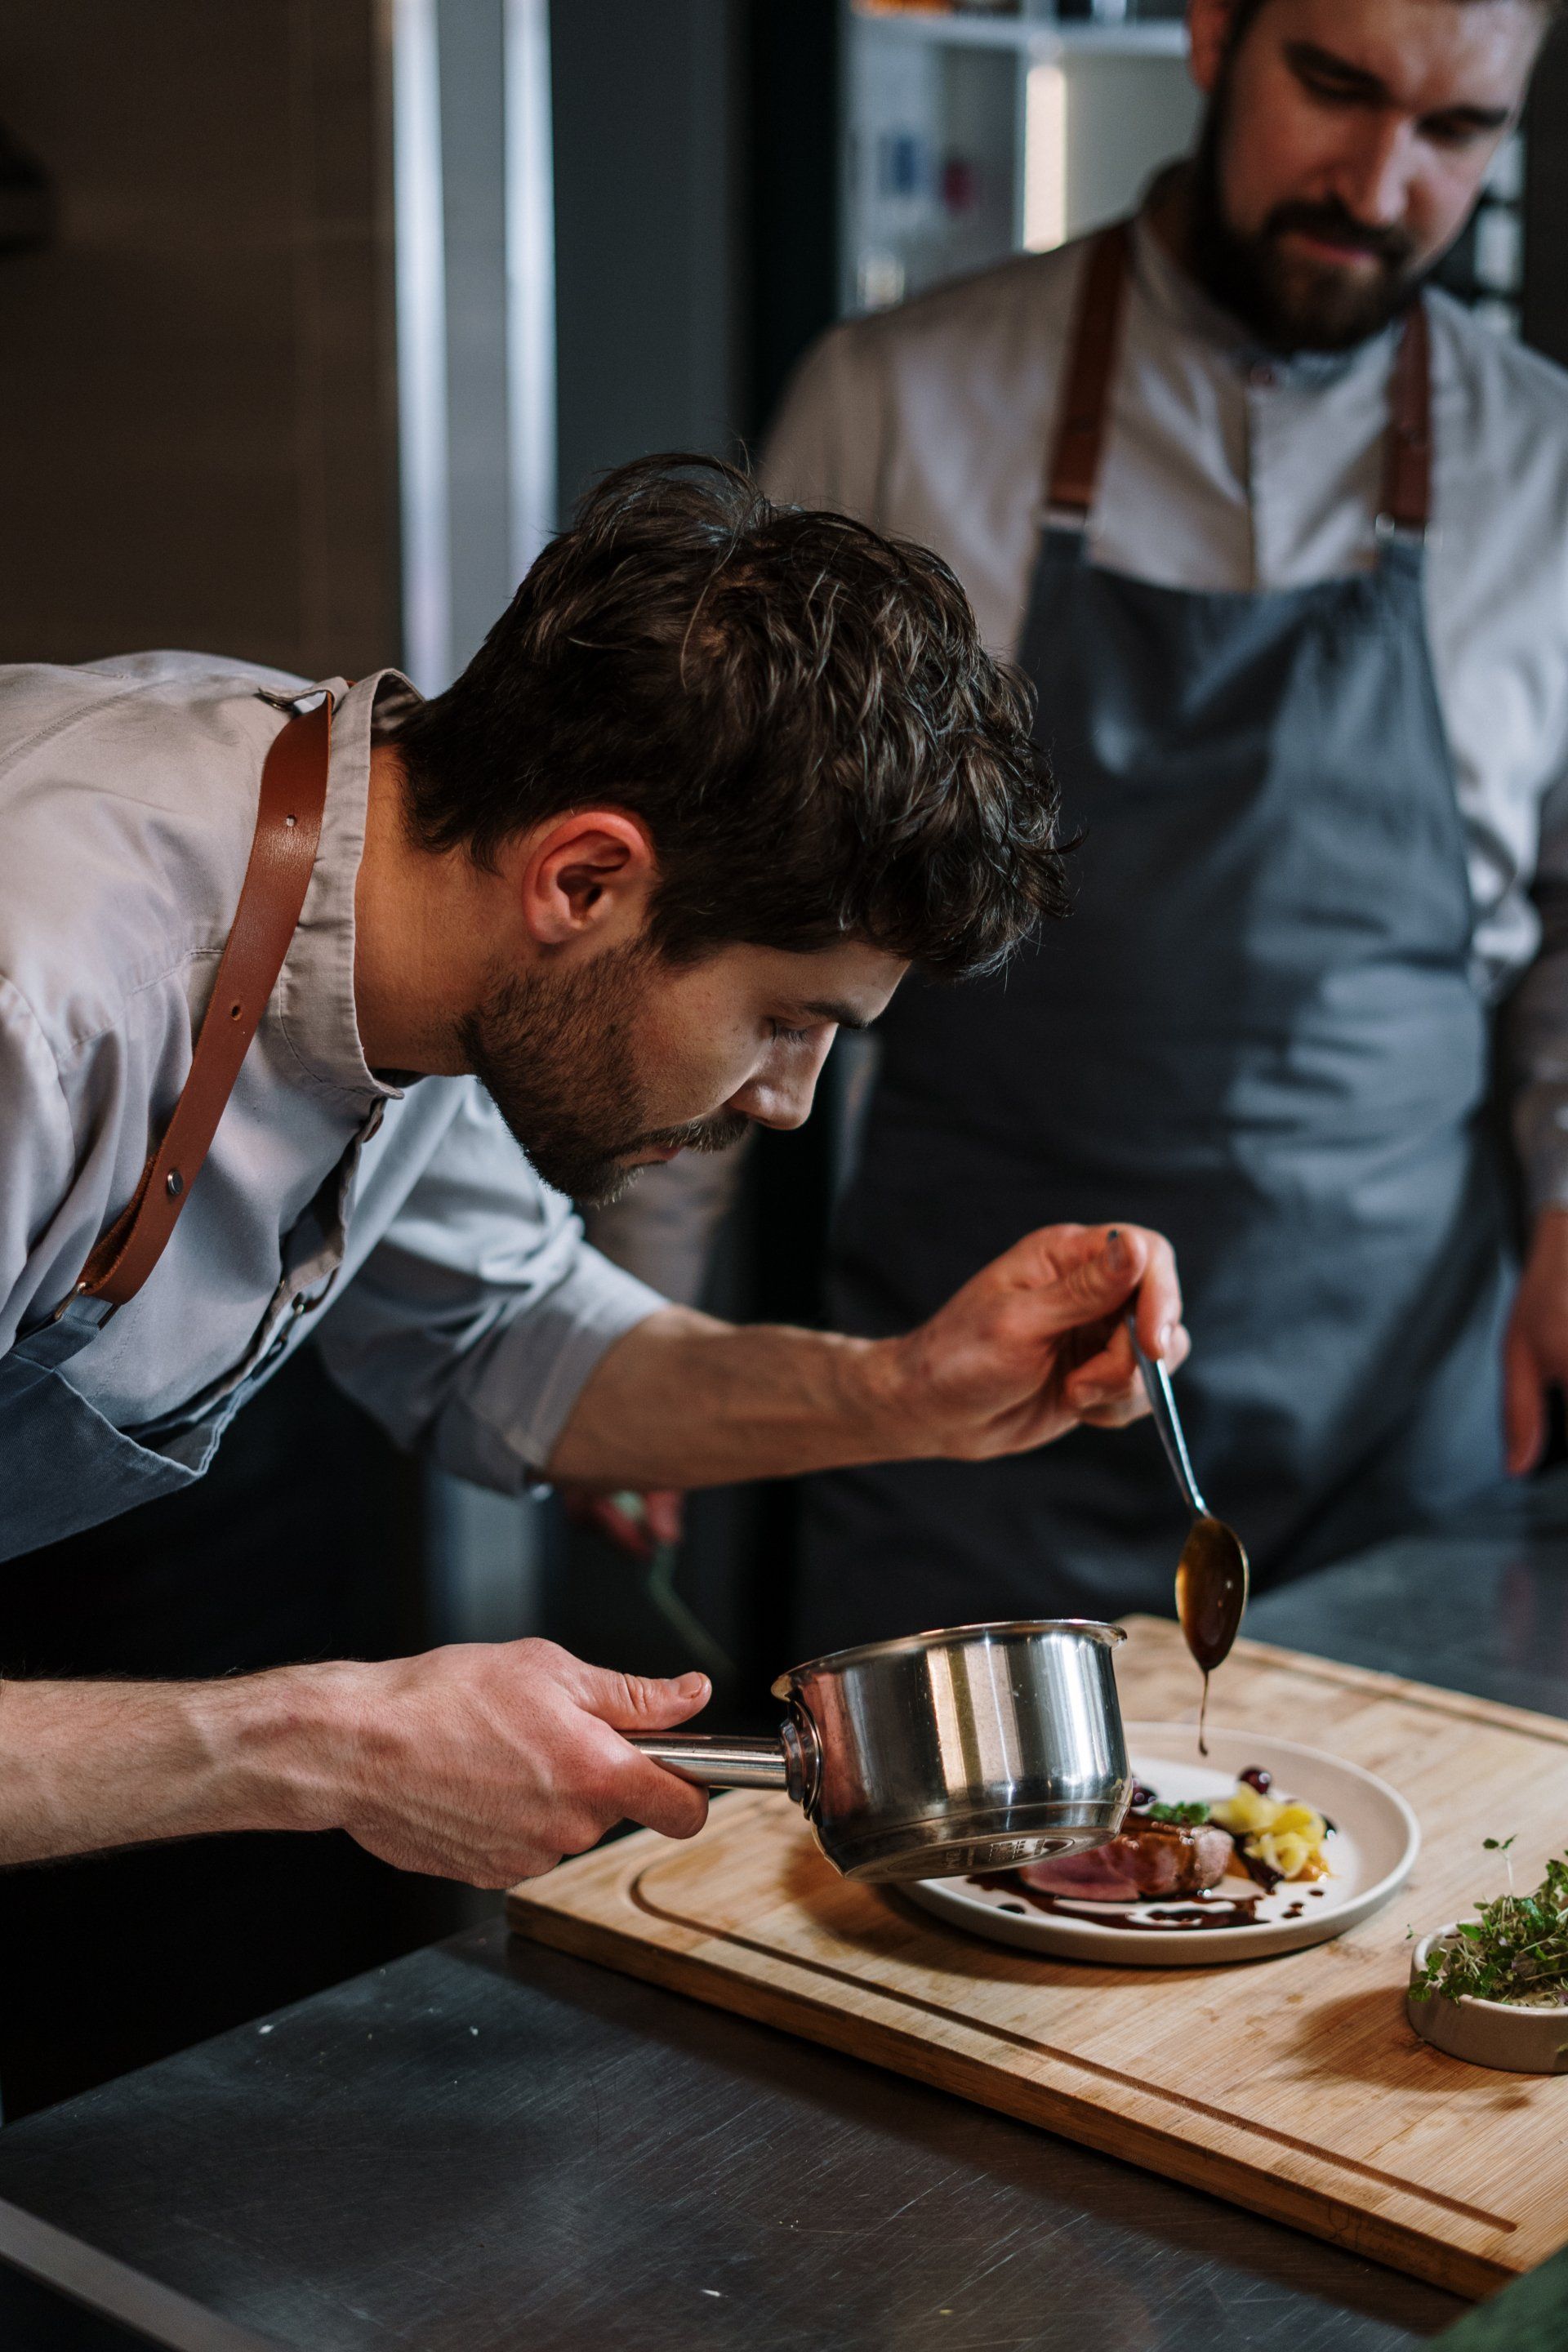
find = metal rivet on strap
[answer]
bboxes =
[285,813,297,828]
[166,1169,185,1200]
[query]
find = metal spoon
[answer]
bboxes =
[1123,1308,1249,1744]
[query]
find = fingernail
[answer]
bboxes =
[676,1672,708,1696]
[1105,1228,1127,1272]
[1156,1322,1174,1356]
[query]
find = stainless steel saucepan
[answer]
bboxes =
[631,1618,1131,1883]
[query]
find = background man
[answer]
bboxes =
[0,457,1183,1885]
[614,0,1568,1654]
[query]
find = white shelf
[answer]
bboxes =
[850,7,1188,57]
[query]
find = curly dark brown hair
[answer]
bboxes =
[394,454,1067,979]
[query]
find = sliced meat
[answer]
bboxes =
[1020,1820,1234,1902]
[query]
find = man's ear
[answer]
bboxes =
[1187,0,1237,96]
[512,809,658,948]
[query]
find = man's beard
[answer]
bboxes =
[458,941,750,1207]
[1186,87,1426,353]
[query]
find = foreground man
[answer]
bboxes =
[0,459,1183,1885]
[620,0,1568,1650]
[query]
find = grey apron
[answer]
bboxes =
[0,694,334,1562]
[797,225,1512,1658]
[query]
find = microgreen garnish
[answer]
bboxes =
[1412,1843,1568,2007]
[1145,1800,1211,1826]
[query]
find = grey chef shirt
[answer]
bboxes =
[0,653,666,1481]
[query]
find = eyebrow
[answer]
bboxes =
[1284,39,1512,131]
[798,999,873,1031]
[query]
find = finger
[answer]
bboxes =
[1504,1320,1545,1477]
[590,1496,657,1558]
[1125,1229,1184,1361]
[1076,1387,1156,1429]
[575,1662,711,1733]
[558,1486,656,1558]
[643,1490,686,1548]
[1006,1223,1147,1336]
[1065,1315,1192,1411]
[617,1755,711,1842]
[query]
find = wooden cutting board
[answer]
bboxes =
[507,1616,1568,2299]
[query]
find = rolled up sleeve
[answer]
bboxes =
[316,1082,666,1489]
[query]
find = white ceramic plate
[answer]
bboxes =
[905,1723,1420,1967]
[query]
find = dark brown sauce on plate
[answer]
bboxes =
[973,1873,1265,1932]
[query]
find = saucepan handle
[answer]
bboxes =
[629,1734,791,1789]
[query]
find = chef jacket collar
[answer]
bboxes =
[1130,203,1401,393]
[265,666,426,1111]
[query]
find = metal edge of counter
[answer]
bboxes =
[0,2194,282,2351]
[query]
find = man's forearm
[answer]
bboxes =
[0,1637,719,1883]
[0,1667,355,1866]
[546,1307,906,1490]
[545,1224,1191,1492]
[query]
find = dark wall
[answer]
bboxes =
[746,0,841,438]
[0,1,399,677]
[1526,29,1568,372]
[550,0,840,514]
[551,0,746,514]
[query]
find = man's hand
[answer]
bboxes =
[0,1642,710,1886]
[1504,1208,1568,1475]
[558,1486,685,1560]
[882,1223,1187,1460]
[320,1641,710,1885]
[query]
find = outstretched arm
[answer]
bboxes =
[548,1222,1184,1490]
[0,1643,711,1882]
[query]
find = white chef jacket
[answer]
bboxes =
[0,653,665,1482]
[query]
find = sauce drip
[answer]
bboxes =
[1175,1514,1250,1757]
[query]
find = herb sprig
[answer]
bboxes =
[1411,1845,1568,2007]
[1143,1800,1211,1827]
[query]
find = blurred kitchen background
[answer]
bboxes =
[1,0,1563,2114]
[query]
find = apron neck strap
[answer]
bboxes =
[1044,223,1133,529]
[66,693,335,1319]
[1378,298,1432,541]
[1043,221,1432,544]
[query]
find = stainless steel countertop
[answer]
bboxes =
[2,1474,1566,2351]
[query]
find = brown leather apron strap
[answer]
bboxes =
[1379,298,1432,537]
[71,695,335,1314]
[1045,222,1432,542]
[1044,221,1133,523]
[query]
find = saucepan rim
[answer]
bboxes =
[777,1616,1126,1689]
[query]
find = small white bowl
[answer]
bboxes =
[1407,1929,1568,2074]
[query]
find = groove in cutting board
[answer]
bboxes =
[625,1842,1512,2233]
[509,1617,1568,2299]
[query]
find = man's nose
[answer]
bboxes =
[1331,118,1416,229]
[731,1037,835,1131]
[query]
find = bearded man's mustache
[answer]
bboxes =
[632,1109,751,1159]
[1263,199,1415,274]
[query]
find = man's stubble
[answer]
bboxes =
[458,940,749,1206]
